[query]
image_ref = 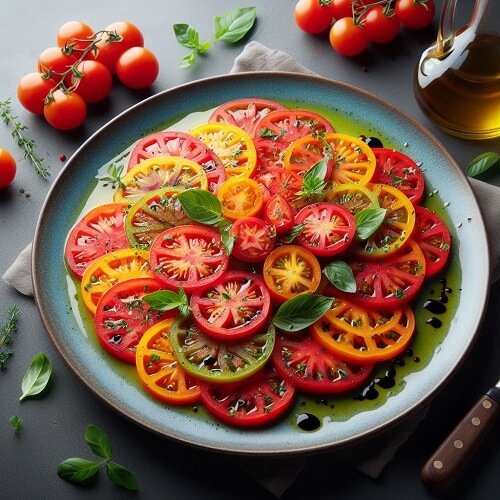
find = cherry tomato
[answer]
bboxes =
[217,177,264,221]
[272,332,373,394]
[38,46,77,77]
[295,202,356,257]
[294,0,335,34]
[190,271,272,340]
[264,194,296,235]
[56,21,94,51]
[199,363,295,427]
[72,60,113,103]
[229,217,276,262]
[64,202,130,279]
[44,89,87,130]
[413,206,451,277]
[169,315,275,383]
[0,149,17,188]
[331,0,354,19]
[116,47,159,89]
[149,225,229,294]
[361,5,400,44]
[94,277,171,364]
[329,17,368,56]
[263,244,322,304]
[209,98,286,136]
[136,319,201,405]
[94,21,144,73]
[17,73,57,115]
[127,130,225,193]
[395,0,436,30]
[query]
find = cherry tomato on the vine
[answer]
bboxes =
[395,0,435,30]
[73,60,113,103]
[17,72,57,115]
[0,149,17,188]
[116,47,159,89]
[361,5,400,44]
[329,17,368,56]
[330,0,354,19]
[44,89,87,130]
[294,0,335,34]
[56,21,94,51]
[38,46,77,79]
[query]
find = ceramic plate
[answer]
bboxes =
[33,73,489,456]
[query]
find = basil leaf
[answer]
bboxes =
[177,189,222,225]
[466,152,499,178]
[173,23,200,49]
[143,289,190,315]
[355,208,386,240]
[323,261,356,293]
[304,158,328,184]
[57,458,100,485]
[179,50,199,69]
[219,224,236,255]
[214,7,257,43]
[272,294,334,332]
[19,352,52,401]
[280,223,306,244]
[106,461,139,491]
[85,425,112,459]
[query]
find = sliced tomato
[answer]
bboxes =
[371,148,425,205]
[136,318,201,404]
[169,315,275,383]
[294,202,356,258]
[208,98,286,135]
[114,156,208,205]
[217,177,265,221]
[127,131,225,193]
[65,203,130,279]
[332,238,426,308]
[272,332,373,394]
[264,194,296,235]
[80,248,153,315]
[199,363,295,428]
[229,217,276,263]
[413,206,451,277]
[310,296,416,363]
[190,122,257,179]
[149,225,229,294]
[190,270,271,340]
[94,277,171,364]
[125,188,191,249]
[253,109,335,170]
[253,166,304,208]
[263,245,322,304]
[325,182,379,214]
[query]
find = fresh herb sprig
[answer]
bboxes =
[295,158,328,202]
[143,287,191,316]
[174,7,257,68]
[0,99,50,179]
[95,162,126,189]
[0,306,20,371]
[57,425,138,490]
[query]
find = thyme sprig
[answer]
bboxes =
[0,306,20,371]
[0,99,50,179]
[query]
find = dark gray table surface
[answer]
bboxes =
[1,1,499,499]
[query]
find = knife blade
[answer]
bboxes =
[421,379,500,492]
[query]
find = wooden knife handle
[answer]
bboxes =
[421,393,499,492]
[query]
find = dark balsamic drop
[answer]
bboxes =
[296,413,321,431]
[426,317,443,328]
[423,299,446,315]
[359,135,383,148]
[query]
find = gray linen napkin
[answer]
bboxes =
[3,41,500,498]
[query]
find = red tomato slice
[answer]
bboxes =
[253,109,335,169]
[65,203,130,279]
[199,363,296,428]
[264,193,296,235]
[295,202,356,258]
[229,217,276,263]
[190,270,271,340]
[272,333,373,394]
[208,98,286,135]
[127,131,226,193]
[94,277,171,364]
[149,225,229,293]
[413,206,452,277]
[371,148,425,205]
[253,166,304,207]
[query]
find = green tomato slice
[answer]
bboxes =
[169,315,275,383]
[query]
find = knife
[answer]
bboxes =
[421,379,500,492]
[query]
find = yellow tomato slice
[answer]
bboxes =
[217,177,264,221]
[113,155,208,204]
[136,319,201,405]
[325,182,380,214]
[80,248,153,315]
[310,296,415,363]
[189,122,257,179]
[350,183,416,258]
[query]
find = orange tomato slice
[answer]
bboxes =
[325,182,380,214]
[217,177,264,221]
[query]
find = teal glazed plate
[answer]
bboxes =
[32,73,490,456]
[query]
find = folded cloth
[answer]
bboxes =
[3,41,500,499]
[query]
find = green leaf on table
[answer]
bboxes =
[173,23,201,48]
[85,425,112,459]
[323,261,356,293]
[354,208,386,240]
[57,458,101,485]
[106,461,139,491]
[214,7,257,43]
[465,152,500,178]
[272,294,334,332]
[19,352,52,401]
[177,189,222,225]
[10,415,23,435]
